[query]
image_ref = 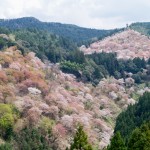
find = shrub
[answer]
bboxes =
[0,104,18,140]
[0,143,12,150]
[14,127,52,150]
[39,116,55,134]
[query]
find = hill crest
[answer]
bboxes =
[80,29,150,59]
[0,17,120,45]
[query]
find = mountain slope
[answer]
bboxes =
[114,92,150,146]
[0,28,81,63]
[0,45,143,149]
[1,30,150,86]
[0,17,121,45]
[80,29,150,59]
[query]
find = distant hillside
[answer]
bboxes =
[80,29,150,59]
[0,28,80,63]
[0,17,121,45]
[130,22,150,36]
[1,30,150,86]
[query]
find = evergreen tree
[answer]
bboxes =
[128,122,150,150]
[0,143,12,150]
[107,132,127,150]
[69,125,93,150]
[115,92,150,142]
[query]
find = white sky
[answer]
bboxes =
[0,0,150,29]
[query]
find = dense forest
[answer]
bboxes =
[0,27,150,85]
[61,52,150,85]
[0,17,122,46]
[115,92,150,141]
[108,92,150,149]
[130,22,150,36]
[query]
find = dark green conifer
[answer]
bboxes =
[107,132,127,150]
[128,122,150,150]
[69,125,93,150]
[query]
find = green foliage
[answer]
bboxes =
[0,17,122,45]
[84,53,149,84]
[118,58,146,75]
[128,122,150,150]
[0,113,13,132]
[14,127,52,150]
[39,116,55,133]
[69,125,93,150]
[60,57,108,85]
[0,104,18,140]
[82,58,107,84]
[115,92,150,142]
[88,52,119,76]
[107,132,127,150]
[60,61,83,78]
[0,37,6,49]
[133,58,146,69]
[0,21,149,85]
[0,37,15,50]
[0,143,12,150]
[130,22,150,36]
[13,28,78,62]
[0,117,53,150]
[0,27,10,35]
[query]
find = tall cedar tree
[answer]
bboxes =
[68,125,93,150]
[107,132,127,150]
[128,122,150,150]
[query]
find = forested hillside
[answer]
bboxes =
[0,27,81,62]
[0,18,150,150]
[108,92,150,150]
[0,17,121,45]
[0,46,140,149]
[81,30,150,59]
[130,22,150,36]
[114,92,150,142]
[1,29,150,86]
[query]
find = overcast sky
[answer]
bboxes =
[0,0,149,29]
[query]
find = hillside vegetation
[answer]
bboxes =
[1,30,150,86]
[115,92,150,142]
[0,19,150,150]
[81,29,150,59]
[0,17,121,46]
[130,22,150,36]
[108,92,150,150]
[0,46,145,149]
